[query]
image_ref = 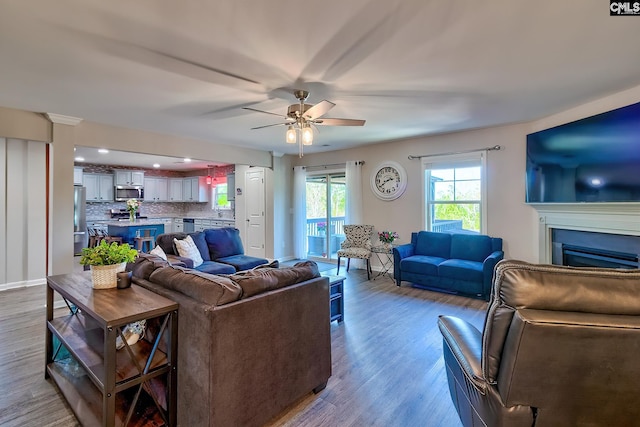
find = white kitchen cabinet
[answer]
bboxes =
[84,173,113,202]
[144,177,168,202]
[115,170,145,186]
[194,219,212,232]
[158,217,174,233]
[74,167,84,185]
[182,177,210,202]
[168,178,183,202]
[174,218,184,233]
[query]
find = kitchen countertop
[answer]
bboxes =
[105,220,167,227]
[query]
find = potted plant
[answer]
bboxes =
[79,241,138,289]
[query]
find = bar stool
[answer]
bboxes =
[103,235,123,244]
[134,228,156,253]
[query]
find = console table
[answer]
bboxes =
[45,272,178,426]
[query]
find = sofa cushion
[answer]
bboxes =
[156,232,187,255]
[216,254,269,271]
[449,234,492,262]
[194,260,236,275]
[129,253,171,280]
[400,255,446,275]
[174,235,204,267]
[414,231,451,258]
[229,260,321,298]
[438,259,484,282]
[150,245,167,261]
[149,265,242,306]
[205,227,244,259]
[188,232,211,262]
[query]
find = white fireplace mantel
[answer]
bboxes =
[531,203,640,263]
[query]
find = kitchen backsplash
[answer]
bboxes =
[87,201,235,220]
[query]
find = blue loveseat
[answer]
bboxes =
[393,231,503,300]
[156,227,269,274]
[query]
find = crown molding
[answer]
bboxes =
[44,113,83,126]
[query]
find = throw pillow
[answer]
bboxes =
[174,235,203,268]
[150,245,168,261]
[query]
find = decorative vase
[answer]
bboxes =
[90,262,127,289]
[383,242,392,250]
[129,211,135,222]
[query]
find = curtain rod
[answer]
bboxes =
[294,160,365,170]
[408,145,502,160]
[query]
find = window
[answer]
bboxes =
[212,183,231,209]
[423,152,486,233]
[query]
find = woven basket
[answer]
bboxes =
[90,262,127,289]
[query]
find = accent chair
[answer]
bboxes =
[337,224,374,280]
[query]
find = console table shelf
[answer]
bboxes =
[46,272,178,427]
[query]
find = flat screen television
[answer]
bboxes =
[526,101,640,203]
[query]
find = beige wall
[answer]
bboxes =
[290,83,640,264]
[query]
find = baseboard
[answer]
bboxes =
[0,277,46,291]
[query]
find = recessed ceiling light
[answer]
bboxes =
[75,156,85,162]
[153,163,160,168]
[98,149,109,154]
[184,158,192,163]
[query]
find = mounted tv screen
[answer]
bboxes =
[526,101,640,203]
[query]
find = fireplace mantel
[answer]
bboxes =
[531,203,640,263]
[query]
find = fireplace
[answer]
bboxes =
[552,229,640,269]
[534,203,640,266]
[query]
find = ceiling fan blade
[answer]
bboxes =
[315,118,366,126]
[303,100,336,120]
[243,107,291,119]
[251,122,290,130]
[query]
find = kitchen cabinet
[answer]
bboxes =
[183,177,210,202]
[73,167,83,186]
[144,177,168,202]
[174,218,184,233]
[168,178,183,202]
[115,170,144,186]
[83,173,113,202]
[227,173,236,201]
[159,217,174,233]
[194,219,211,232]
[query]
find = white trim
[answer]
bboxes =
[0,277,46,291]
[532,203,640,263]
[44,113,83,126]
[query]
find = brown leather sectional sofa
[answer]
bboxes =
[130,254,332,426]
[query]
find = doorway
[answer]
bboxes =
[305,173,346,261]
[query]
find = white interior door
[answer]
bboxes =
[245,169,265,258]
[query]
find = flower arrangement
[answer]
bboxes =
[126,198,140,221]
[317,222,327,232]
[378,230,399,244]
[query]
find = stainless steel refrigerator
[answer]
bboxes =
[74,185,87,255]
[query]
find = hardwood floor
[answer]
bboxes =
[0,266,486,427]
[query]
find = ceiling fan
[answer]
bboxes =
[243,90,365,157]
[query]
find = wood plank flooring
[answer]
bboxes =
[0,266,486,427]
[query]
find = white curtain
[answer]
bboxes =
[345,161,363,225]
[293,166,307,259]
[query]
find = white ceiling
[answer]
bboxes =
[2,1,640,157]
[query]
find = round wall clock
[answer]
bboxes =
[370,161,407,200]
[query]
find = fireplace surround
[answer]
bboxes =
[534,203,640,266]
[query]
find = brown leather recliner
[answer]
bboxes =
[438,259,640,427]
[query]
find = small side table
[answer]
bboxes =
[322,274,345,323]
[371,244,394,280]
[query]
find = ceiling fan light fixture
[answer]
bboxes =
[286,125,297,144]
[302,125,313,146]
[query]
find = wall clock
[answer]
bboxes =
[370,161,407,201]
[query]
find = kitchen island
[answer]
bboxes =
[106,220,165,249]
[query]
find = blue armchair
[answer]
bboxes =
[393,231,503,300]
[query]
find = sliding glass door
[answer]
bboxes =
[306,173,346,260]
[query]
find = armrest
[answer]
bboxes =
[482,251,504,297]
[167,254,193,268]
[392,243,414,261]
[437,315,486,392]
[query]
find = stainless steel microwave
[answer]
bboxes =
[114,186,144,201]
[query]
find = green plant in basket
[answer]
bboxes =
[79,241,138,266]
